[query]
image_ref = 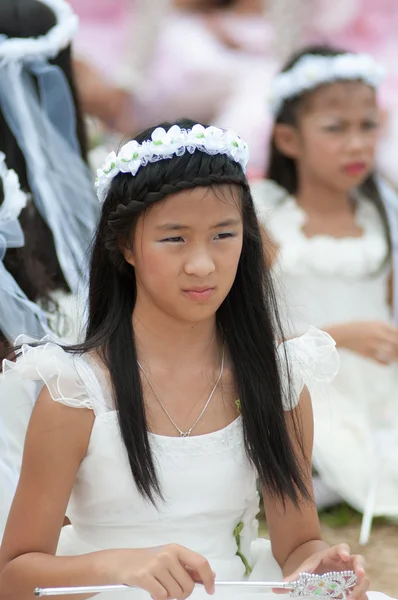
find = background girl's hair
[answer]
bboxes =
[0,0,88,309]
[71,117,309,507]
[267,44,392,265]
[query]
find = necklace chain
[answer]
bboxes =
[137,347,225,437]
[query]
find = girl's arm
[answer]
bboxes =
[0,386,105,600]
[322,320,398,364]
[263,391,368,598]
[262,388,328,576]
[0,386,214,600]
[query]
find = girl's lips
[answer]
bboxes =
[343,162,367,176]
[182,288,215,301]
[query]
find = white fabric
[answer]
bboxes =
[252,179,398,517]
[0,60,99,294]
[0,152,53,342]
[0,0,78,64]
[0,329,343,600]
[0,153,27,223]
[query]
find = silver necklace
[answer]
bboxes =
[137,346,225,437]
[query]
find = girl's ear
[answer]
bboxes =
[120,241,135,267]
[273,124,300,159]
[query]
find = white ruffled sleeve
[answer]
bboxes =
[277,327,340,411]
[0,338,95,543]
[1,336,93,410]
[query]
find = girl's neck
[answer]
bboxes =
[296,179,353,216]
[132,297,220,371]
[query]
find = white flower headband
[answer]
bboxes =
[95,124,250,203]
[0,0,78,64]
[269,53,386,116]
[0,152,28,225]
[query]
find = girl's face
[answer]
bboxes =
[278,81,381,193]
[125,186,243,324]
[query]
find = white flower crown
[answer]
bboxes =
[0,153,28,222]
[95,124,250,203]
[0,0,78,64]
[269,53,386,116]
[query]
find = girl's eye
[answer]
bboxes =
[323,124,343,132]
[215,232,234,240]
[362,120,379,130]
[161,236,185,243]
[159,233,236,243]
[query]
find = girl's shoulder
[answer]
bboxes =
[1,337,112,416]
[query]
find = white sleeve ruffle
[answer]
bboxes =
[277,327,339,411]
[0,337,95,543]
[2,336,94,410]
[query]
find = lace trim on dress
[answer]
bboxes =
[251,179,389,277]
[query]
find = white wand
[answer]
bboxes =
[35,570,357,598]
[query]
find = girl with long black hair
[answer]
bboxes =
[0,119,377,600]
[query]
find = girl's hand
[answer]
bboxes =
[328,321,398,364]
[111,544,215,600]
[277,544,368,600]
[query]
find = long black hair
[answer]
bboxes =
[0,0,88,309]
[267,44,392,262]
[71,117,309,507]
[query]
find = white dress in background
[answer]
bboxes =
[0,329,345,599]
[252,180,398,519]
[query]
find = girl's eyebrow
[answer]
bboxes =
[211,218,241,229]
[156,218,241,231]
[156,223,189,231]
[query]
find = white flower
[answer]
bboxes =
[275,74,295,98]
[100,151,119,179]
[118,140,142,175]
[333,54,362,79]
[189,124,206,147]
[95,177,110,204]
[203,126,224,152]
[166,124,187,156]
[150,125,185,157]
[225,130,249,167]
[3,170,27,218]
[0,154,27,221]
[299,62,323,86]
[150,127,168,147]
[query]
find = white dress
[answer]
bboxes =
[0,329,364,600]
[252,180,398,521]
